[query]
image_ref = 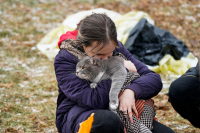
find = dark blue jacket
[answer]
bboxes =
[54,42,163,133]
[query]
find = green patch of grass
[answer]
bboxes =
[12,28,43,37]
[4,119,29,127]
[1,71,27,84]
[0,31,11,38]
[0,68,5,74]
[0,112,12,119]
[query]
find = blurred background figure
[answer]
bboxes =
[168,61,200,128]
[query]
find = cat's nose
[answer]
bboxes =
[76,72,79,75]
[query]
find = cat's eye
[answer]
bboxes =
[82,67,86,69]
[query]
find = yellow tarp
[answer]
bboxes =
[36,8,153,59]
[148,53,198,75]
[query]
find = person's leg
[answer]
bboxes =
[90,110,124,133]
[152,120,175,133]
[168,76,200,128]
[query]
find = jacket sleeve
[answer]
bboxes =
[54,50,111,109]
[182,62,199,77]
[118,42,163,99]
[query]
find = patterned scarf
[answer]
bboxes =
[61,39,156,133]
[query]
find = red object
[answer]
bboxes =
[153,117,158,121]
[57,30,78,49]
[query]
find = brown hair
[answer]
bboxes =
[76,13,118,55]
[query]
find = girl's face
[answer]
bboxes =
[83,41,116,60]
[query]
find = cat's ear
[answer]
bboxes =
[92,58,100,66]
[77,55,87,61]
[89,57,94,64]
[77,55,83,60]
[88,57,100,66]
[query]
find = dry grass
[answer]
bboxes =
[0,0,199,132]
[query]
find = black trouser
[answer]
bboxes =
[168,75,200,128]
[90,110,174,133]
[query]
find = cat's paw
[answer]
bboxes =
[109,102,118,111]
[90,83,97,89]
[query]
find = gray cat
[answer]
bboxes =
[76,56,127,111]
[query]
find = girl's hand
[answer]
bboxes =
[124,60,137,72]
[119,89,138,123]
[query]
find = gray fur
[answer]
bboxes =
[76,56,127,111]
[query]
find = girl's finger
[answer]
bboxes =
[119,105,123,111]
[122,106,128,114]
[132,105,138,118]
[128,107,133,123]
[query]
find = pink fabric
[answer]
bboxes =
[57,30,78,49]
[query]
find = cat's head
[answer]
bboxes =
[76,56,103,81]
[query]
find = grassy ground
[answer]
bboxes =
[0,0,200,132]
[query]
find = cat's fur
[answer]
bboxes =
[76,56,127,111]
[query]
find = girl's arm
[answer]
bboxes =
[117,41,163,100]
[117,41,162,123]
[54,49,111,109]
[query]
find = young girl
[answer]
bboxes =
[54,13,174,133]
